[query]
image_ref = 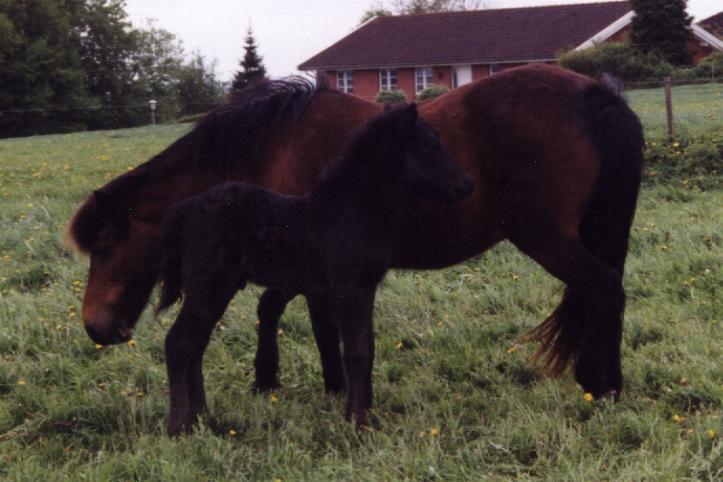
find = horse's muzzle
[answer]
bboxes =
[85,321,133,346]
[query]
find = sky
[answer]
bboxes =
[123,0,723,81]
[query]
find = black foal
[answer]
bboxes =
[156,104,473,435]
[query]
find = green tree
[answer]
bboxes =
[231,26,267,91]
[0,0,91,137]
[392,0,483,14]
[177,51,224,116]
[360,0,483,24]
[630,0,693,66]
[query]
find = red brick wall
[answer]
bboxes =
[397,68,415,101]
[471,65,490,81]
[433,66,454,89]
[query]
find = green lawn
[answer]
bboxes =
[0,86,720,481]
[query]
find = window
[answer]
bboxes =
[337,70,353,94]
[379,69,397,91]
[490,63,500,75]
[415,67,434,93]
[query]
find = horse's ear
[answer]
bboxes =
[399,103,418,132]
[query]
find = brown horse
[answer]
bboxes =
[69,64,643,404]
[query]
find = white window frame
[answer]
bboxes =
[379,69,398,91]
[337,70,353,94]
[415,67,434,93]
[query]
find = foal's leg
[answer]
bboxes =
[305,291,345,393]
[253,289,295,392]
[332,288,376,425]
[165,287,237,436]
[511,233,625,398]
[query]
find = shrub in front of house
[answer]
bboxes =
[559,43,673,83]
[673,52,723,81]
[416,85,449,102]
[375,90,407,104]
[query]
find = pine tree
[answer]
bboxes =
[630,0,693,66]
[231,26,267,91]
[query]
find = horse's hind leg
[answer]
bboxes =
[511,233,625,398]
[253,289,295,392]
[306,291,345,393]
[165,286,237,436]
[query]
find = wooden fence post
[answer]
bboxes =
[664,77,674,142]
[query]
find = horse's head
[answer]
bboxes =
[381,104,474,204]
[68,190,160,345]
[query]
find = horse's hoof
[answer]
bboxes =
[601,389,620,401]
[252,381,281,394]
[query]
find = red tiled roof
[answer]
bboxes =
[698,12,723,39]
[299,1,632,70]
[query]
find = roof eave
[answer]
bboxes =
[575,10,634,50]
[692,24,723,51]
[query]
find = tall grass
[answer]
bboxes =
[0,87,720,480]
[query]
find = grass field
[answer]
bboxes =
[0,85,721,480]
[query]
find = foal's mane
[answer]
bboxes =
[69,76,333,253]
[314,105,413,195]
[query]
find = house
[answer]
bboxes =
[298,2,723,102]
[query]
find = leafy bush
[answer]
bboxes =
[375,89,407,104]
[559,43,673,82]
[673,52,723,81]
[416,85,449,102]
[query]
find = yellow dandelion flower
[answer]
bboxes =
[679,377,688,386]
[136,390,144,397]
[583,392,594,402]
[429,427,439,437]
[229,429,237,436]
[396,341,404,350]
[127,339,137,347]
[277,328,284,336]
[95,344,103,350]
[269,394,279,403]
[275,479,282,482]
[506,344,517,354]
[255,319,260,327]
[707,429,716,439]
[672,142,680,148]
[671,414,685,423]
[17,380,26,386]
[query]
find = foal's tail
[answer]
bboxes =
[156,203,188,315]
[528,81,644,376]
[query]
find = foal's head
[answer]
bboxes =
[356,104,474,205]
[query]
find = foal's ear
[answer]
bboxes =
[399,103,418,132]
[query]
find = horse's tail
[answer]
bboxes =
[155,203,189,315]
[528,81,644,376]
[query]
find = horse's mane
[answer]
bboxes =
[69,75,333,253]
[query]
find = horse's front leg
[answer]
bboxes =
[333,287,376,426]
[253,289,295,392]
[165,288,237,436]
